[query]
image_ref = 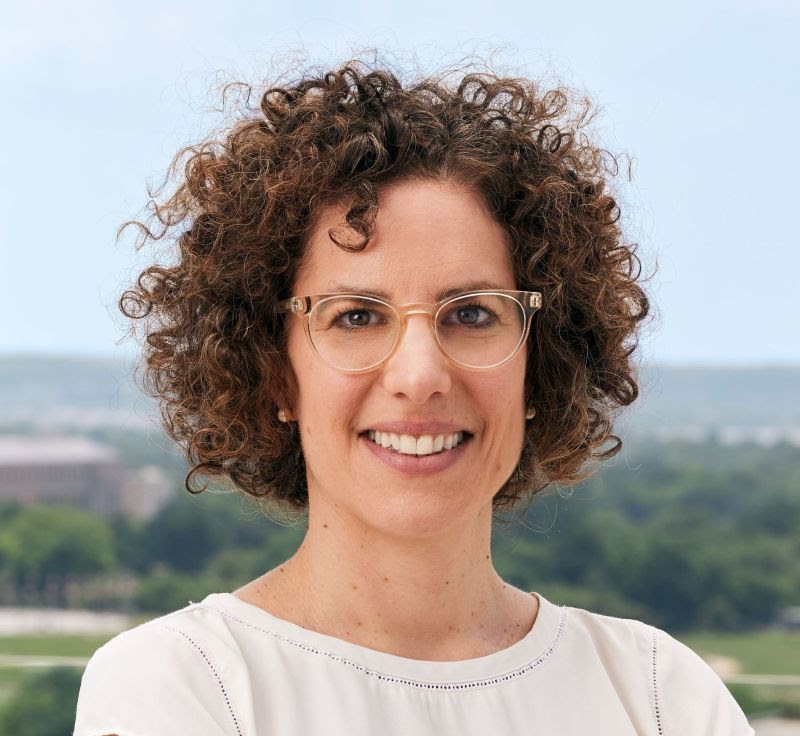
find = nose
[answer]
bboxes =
[379,313,452,404]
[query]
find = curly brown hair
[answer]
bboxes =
[120,58,650,520]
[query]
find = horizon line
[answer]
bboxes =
[1,350,799,371]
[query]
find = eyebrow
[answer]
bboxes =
[326,280,508,301]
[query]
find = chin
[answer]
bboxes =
[346,484,489,541]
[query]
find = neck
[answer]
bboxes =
[238,502,538,660]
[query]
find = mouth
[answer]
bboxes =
[359,429,473,457]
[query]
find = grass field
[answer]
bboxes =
[0,634,112,659]
[677,629,800,676]
[0,627,797,672]
[677,629,800,719]
[1,628,795,672]
[0,633,120,710]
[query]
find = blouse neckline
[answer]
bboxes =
[200,590,565,686]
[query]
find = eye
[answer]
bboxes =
[440,301,499,328]
[455,305,484,325]
[343,309,372,327]
[313,296,395,333]
[329,307,387,330]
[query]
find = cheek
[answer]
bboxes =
[287,324,340,413]
[482,358,526,414]
[480,361,527,457]
[294,368,368,439]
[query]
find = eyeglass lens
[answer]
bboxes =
[308,294,526,370]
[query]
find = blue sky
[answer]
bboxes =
[1,0,797,364]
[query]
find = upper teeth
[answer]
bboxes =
[366,431,466,456]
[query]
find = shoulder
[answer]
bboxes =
[74,600,247,736]
[559,603,753,735]
[559,602,657,670]
[79,600,240,684]
[650,626,754,735]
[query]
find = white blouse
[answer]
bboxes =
[74,590,754,735]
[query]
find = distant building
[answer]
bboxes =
[775,606,800,631]
[0,435,171,518]
[642,424,800,447]
[118,464,174,520]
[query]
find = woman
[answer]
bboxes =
[74,60,753,734]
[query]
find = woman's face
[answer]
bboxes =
[287,178,528,539]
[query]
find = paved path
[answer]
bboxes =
[729,675,800,687]
[0,607,131,635]
[751,718,800,735]
[0,654,88,668]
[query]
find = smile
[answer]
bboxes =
[365,430,468,456]
[359,429,473,477]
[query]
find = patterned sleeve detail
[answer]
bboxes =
[650,626,755,735]
[649,627,665,735]
[164,624,244,736]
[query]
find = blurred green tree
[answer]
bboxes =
[0,505,115,605]
[0,667,82,736]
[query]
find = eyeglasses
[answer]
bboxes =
[277,290,542,373]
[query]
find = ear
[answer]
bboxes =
[274,356,299,423]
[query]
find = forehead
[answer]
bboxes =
[294,179,515,299]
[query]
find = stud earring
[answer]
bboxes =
[278,409,289,422]
[525,406,536,420]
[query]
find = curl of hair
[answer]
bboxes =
[119,58,651,520]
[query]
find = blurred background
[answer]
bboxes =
[1,0,798,733]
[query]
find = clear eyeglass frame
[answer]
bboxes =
[276,289,543,374]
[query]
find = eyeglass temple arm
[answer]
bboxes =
[276,296,311,315]
[277,292,542,315]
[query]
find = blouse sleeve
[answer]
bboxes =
[73,621,244,736]
[653,627,755,735]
